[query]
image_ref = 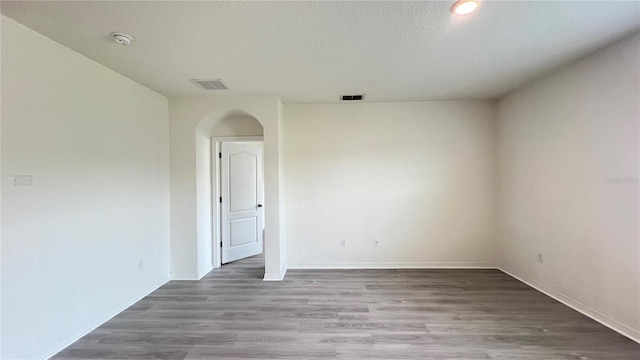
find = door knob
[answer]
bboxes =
[257,204,263,208]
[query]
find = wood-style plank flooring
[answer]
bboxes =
[53,255,640,359]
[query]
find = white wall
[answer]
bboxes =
[0,15,4,357]
[1,16,170,359]
[169,96,286,280]
[285,101,497,267]
[211,115,264,137]
[277,98,287,275]
[497,33,640,341]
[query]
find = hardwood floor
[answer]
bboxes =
[53,255,640,359]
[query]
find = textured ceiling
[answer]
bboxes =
[2,1,639,103]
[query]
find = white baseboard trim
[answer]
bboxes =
[288,262,497,269]
[40,278,168,360]
[197,264,214,280]
[499,265,640,344]
[170,272,199,280]
[263,268,287,281]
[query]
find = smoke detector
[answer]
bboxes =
[111,32,133,46]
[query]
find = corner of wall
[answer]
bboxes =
[494,33,640,343]
[499,265,640,343]
[263,267,287,281]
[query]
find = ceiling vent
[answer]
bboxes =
[341,94,365,101]
[191,79,229,90]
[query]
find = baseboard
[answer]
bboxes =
[263,268,287,281]
[39,278,168,360]
[170,272,199,280]
[197,264,214,280]
[499,264,640,344]
[288,261,498,269]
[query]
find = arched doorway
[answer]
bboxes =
[195,110,264,273]
[170,96,285,282]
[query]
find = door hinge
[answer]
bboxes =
[219,197,222,203]
[220,241,223,248]
[219,152,222,159]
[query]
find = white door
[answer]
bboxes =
[221,142,264,264]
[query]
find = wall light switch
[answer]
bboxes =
[12,175,33,186]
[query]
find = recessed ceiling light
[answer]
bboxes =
[451,0,479,16]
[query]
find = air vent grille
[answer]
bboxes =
[191,79,229,90]
[341,94,365,101]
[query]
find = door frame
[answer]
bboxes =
[211,136,264,269]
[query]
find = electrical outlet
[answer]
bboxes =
[340,238,346,247]
[537,253,543,263]
[373,239,379,247]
